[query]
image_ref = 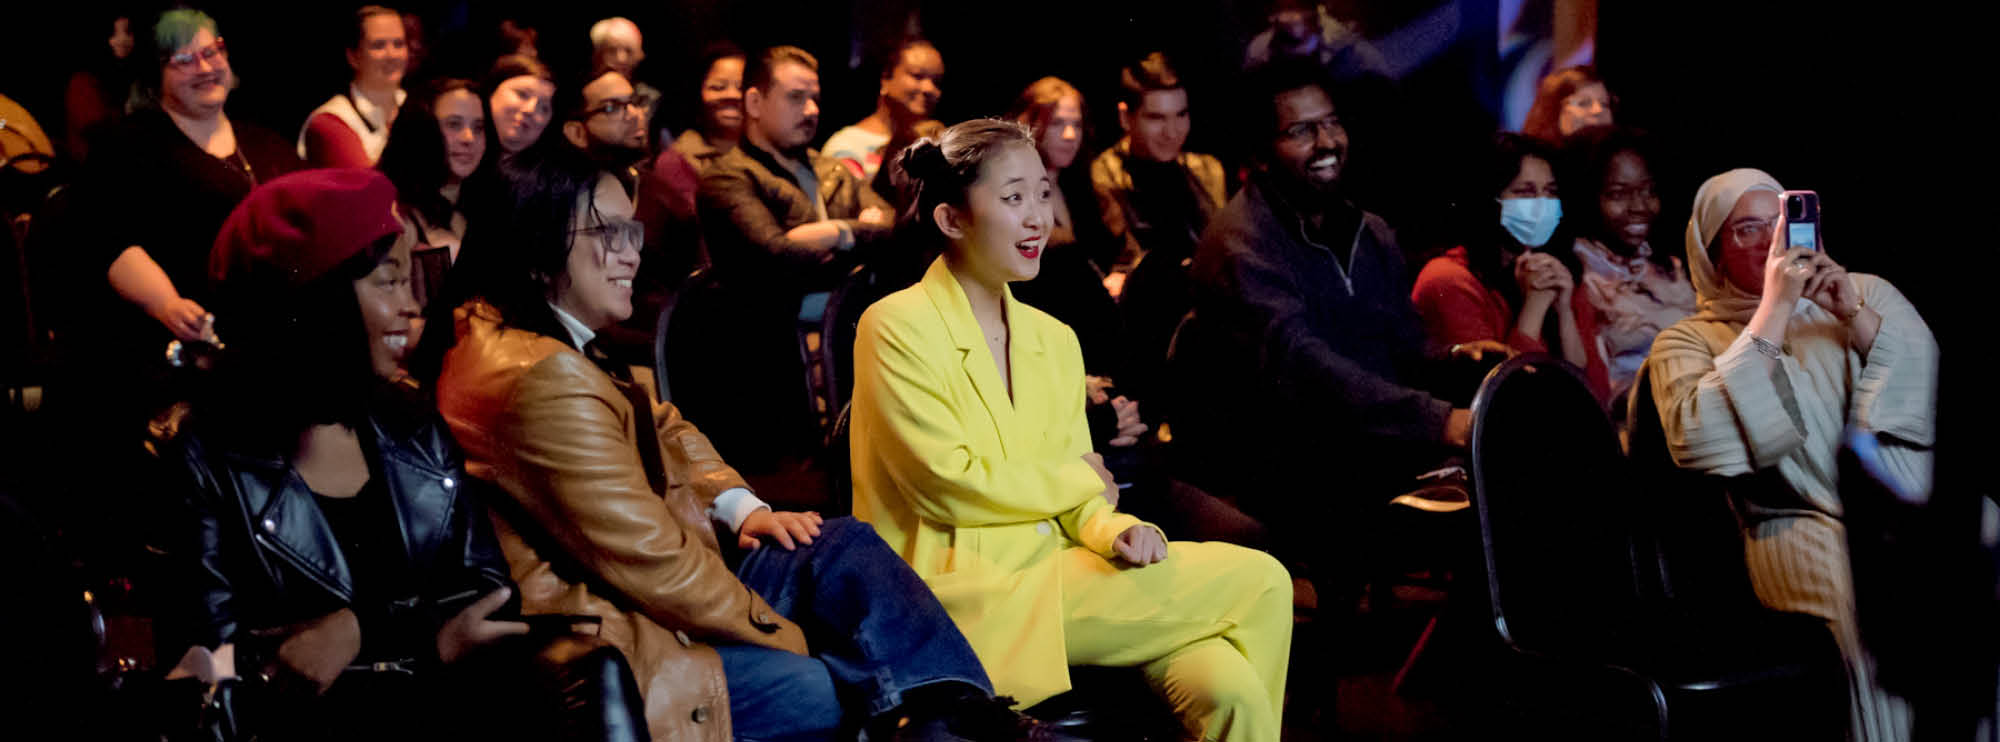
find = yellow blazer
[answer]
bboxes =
[849,257,1153,706]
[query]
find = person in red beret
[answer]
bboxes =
[156,168,650,741]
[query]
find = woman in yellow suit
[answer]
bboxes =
[849,119,1293,742]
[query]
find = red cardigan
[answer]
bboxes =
[1411,247,1545,354]
[1410,247,1613,402]
[301,113,371,169]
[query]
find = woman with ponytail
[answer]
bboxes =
[849,119,1294,742]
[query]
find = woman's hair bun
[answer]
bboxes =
[898,138,949,183]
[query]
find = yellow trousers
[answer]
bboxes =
[1058,541,1293,742]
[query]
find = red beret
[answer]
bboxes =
[209,168,403,289]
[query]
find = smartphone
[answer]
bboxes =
[1782,190,1821,252]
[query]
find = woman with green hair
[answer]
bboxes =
[49,7,300,504]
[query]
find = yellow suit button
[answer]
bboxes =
[1036,522,1052,536]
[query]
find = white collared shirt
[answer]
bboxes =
[546,301,768,532]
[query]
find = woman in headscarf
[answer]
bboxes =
[1643,168,1935,742]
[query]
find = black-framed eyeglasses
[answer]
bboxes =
[571,220,644,255]
[1279,115,1343,146]
[578,93,655,120]
[165,37,228,71]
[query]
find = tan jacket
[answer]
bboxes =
[1088,137,1228,273]
[435,301,809,742]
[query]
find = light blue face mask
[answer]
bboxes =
[1498,197,1562,248]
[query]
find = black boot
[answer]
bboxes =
[866,682,1087,742]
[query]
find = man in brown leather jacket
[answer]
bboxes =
[425,143,1040,742]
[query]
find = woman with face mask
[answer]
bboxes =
[1411,132,1589,371]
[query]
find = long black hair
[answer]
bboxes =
[1459,131,1566,310]
[408,138,604,384]
[377,77,480,228]
[202,236,400,451]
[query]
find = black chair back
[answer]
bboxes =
[810,264,893,439]
[410,245,452,313]
[1116,251,1194,405]
[823,402,854,516]
[651,268,706,405]
[1469,355,1641,651]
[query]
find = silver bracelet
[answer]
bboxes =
[1749,334,1783,360]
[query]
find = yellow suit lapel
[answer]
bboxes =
[921,260,1015,456]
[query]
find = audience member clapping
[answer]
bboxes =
[1410,132,1587,371]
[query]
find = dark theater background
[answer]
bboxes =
[0,0,1986,739]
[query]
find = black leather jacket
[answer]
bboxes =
[162,399,511,674]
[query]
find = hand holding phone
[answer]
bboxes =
[1782,190,1820,253]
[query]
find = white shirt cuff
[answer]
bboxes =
[709,488,769,533]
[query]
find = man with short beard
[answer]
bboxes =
[1174,60,1478,596]
[558,68,651,190]
[691,46,893,471]
[556,67,696,371]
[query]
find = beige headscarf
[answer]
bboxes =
[1685,168,1783,323]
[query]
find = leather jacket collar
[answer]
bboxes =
[208,408,466,603]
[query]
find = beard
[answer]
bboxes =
[583,138,648,170]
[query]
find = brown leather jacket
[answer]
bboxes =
[434,301,808,742]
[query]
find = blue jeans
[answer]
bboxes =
[715,517,991,742]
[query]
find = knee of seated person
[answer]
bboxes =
[1172,661,1266,719]
[817,515,877,545]
[1217,543,1293,600]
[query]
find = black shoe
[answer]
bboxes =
[870,685,1086,742]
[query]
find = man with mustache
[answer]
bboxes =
[1174,61,1480,601]
[823,39,944,181]
[692,46,892,471]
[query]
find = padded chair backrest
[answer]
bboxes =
[1469,355,1639,650]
